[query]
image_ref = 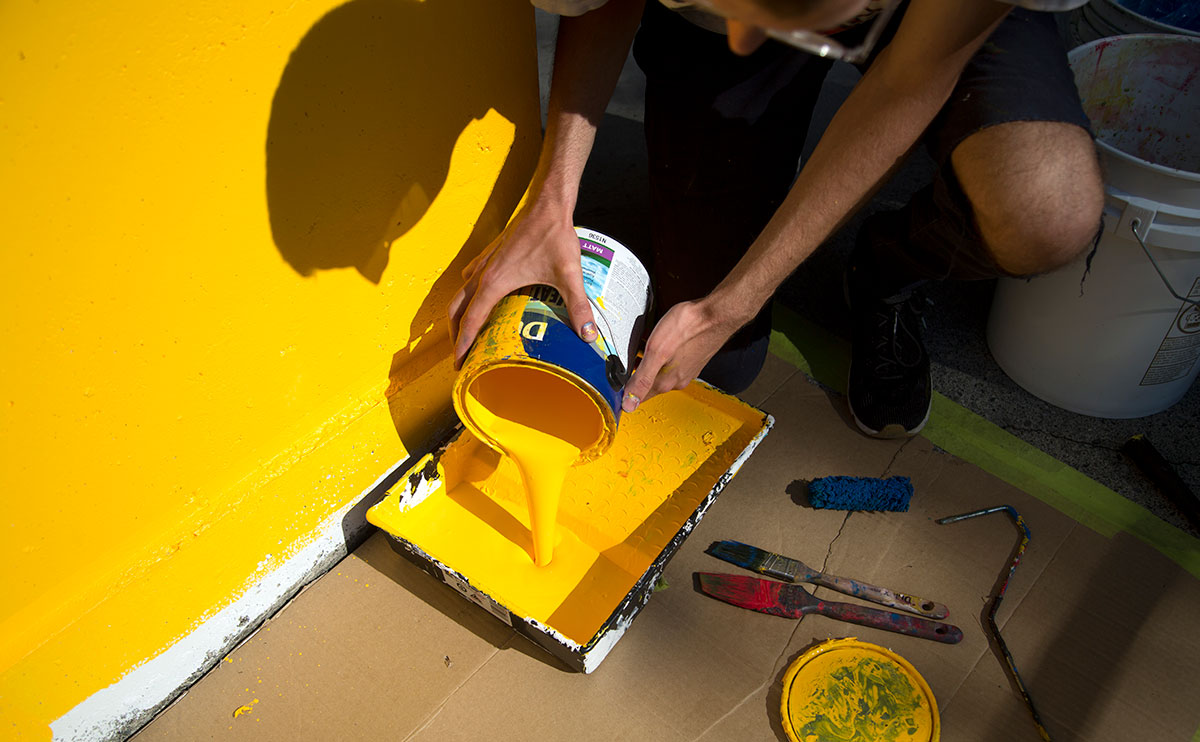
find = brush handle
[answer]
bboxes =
[812,573,950,620]
[810,596,963,645]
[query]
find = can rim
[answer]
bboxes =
[453,358,617,462]
[779,637,939,742]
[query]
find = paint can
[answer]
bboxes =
[780,638,939,742]
[453,227,652,461]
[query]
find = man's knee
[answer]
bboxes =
[953,121,1104,277]
[989,182,1104,275]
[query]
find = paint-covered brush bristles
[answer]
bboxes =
[707,540,804,582]
[808,475,914,512]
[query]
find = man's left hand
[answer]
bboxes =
[620,297,745,412]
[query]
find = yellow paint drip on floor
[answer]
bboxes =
[369,382,768,645]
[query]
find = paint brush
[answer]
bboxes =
[696,573,962,645]
[707,540,949,619]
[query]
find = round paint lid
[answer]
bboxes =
[780,637,939,742]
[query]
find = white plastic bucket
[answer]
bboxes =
[987,35,1200,419]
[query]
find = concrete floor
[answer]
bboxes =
[535,10,1200,538]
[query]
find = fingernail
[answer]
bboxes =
[622,392,640,413]
[581,322,598,342]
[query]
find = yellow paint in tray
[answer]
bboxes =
[367,381,771,648]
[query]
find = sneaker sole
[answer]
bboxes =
[850,413,929,439]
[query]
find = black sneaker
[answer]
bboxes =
[845,263,932,438]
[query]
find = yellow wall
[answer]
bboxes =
[0,0,540,737]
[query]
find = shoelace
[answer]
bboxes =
[870,297,929,381]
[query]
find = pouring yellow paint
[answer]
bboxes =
[460,365,604,566]
[452,229,653,566]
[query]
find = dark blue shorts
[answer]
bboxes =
[919,7,1093,165]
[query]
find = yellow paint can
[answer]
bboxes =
[453,227,652,462]
[780,637,939,742]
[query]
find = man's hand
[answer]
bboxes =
[448,205,597,369]
[620,296,748,412]
[446,0,646,370]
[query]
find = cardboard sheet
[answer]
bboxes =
[134,354,1200,742]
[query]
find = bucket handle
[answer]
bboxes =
[1129,218,1200,309]
[1105,188,1200,253]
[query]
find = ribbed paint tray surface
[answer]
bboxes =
[366,381,772,672]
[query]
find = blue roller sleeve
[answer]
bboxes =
[808,476,914,512]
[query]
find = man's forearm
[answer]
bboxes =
[709,48,957,316]
[531,0,646,214]
[710,0,1010,322]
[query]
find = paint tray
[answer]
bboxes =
[366,380,772,672]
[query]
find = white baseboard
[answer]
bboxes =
[50,457,410,742]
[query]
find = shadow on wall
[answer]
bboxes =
[267,0,539,453]
[266,0,537,343]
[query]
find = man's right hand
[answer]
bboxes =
[448,204,598,369]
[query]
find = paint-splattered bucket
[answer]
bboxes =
[987,35,1200,418]
[454,227,652,460]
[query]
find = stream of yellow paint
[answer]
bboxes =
[460,365,603,566]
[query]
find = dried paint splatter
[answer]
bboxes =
[232,698,259,719]
[793,658,927,742]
